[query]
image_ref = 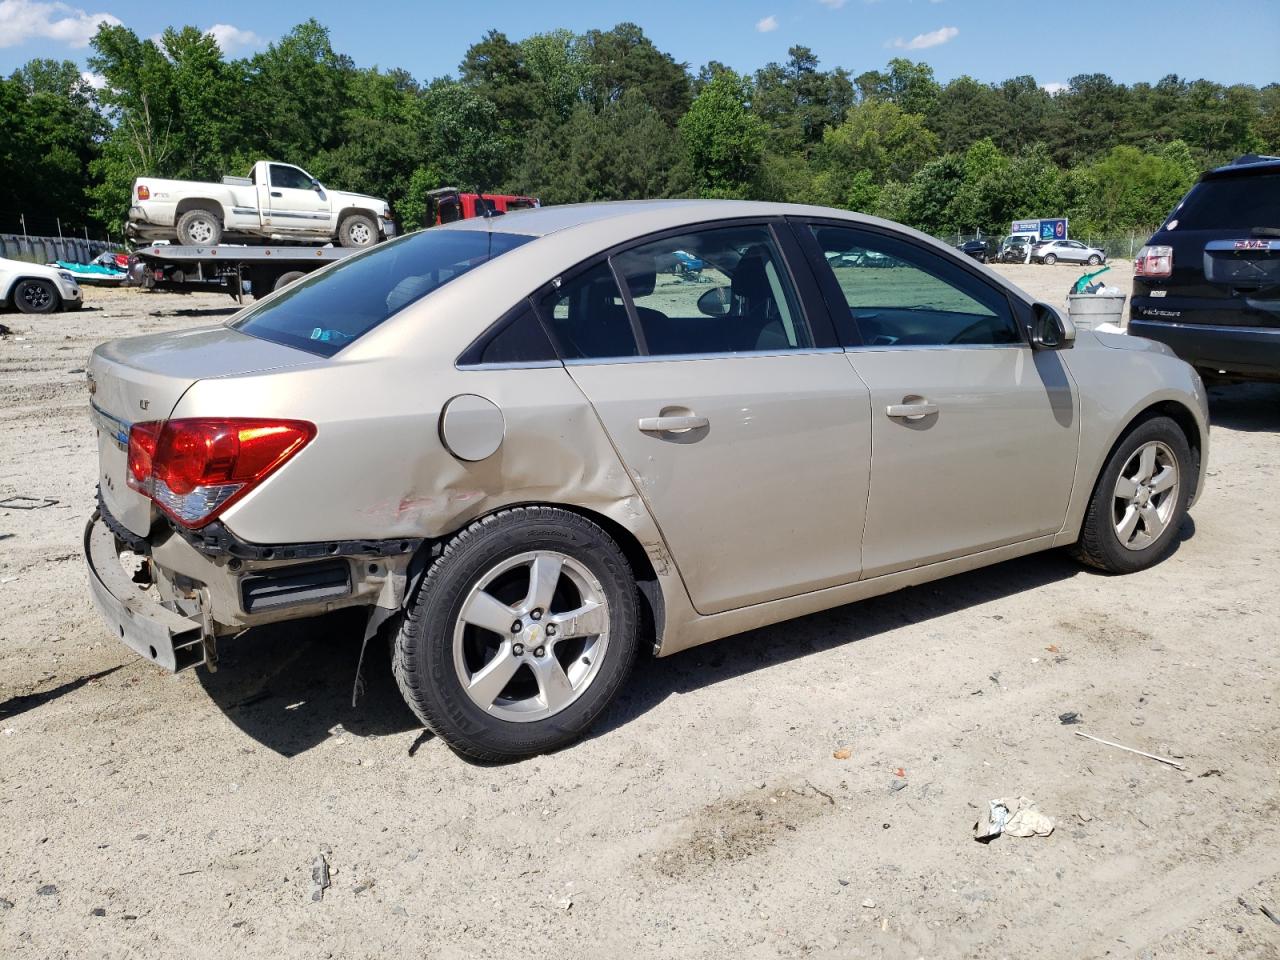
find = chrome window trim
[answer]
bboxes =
[456,359,564,371]
[844,343,1029,353]
[561,346,847,366]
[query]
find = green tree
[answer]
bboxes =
[679,71,765,198]
[811,99,937,206]
[582,23,690,124]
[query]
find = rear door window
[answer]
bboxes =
[611,225,811,356]
[537,261,639,360]
[232,229,534,357]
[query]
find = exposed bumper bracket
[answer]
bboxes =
[84,515,205,672]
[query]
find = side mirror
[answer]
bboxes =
[1030,302,1075,350]
[697,286,732,317]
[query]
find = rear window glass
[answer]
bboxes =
[1169,173,1280,231]
[231,229,535,356]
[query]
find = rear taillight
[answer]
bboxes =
[1134,245,1173,278]
[127,418,315,528]
[136,184,150,201]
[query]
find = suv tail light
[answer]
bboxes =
[1134,245,1173,277]
[136,184,150,201]
[127,418,315,528]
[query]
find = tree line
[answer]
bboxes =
[1,19,1276,243]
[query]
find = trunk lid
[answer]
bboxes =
[89,325,318,537]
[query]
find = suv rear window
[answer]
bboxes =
[232,229,534,357]
[1168,173,1280,231]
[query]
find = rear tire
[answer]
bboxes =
[338,214,378,248]
[273,270,307,292]
[393,506,640,761]
[13,278,59,314]
[1043,253,1057,265]
[1071,416,1192,574]
[176,208,223,246]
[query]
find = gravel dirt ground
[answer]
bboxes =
[1,262,1278,959]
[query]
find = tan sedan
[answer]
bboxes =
[84,201,1208,759]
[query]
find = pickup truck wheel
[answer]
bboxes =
[339,214,377,248]
[13,278,59,314]
[273,271,307,291]
[176,209,222,246]
[1071,416,1192,575]
[393,506,640,762]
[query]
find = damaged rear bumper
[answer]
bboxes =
[84,514,206,671]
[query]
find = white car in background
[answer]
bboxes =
[0,256,83,314]
[1032,239,1107,266]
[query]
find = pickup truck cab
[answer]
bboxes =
[126,161,396,248]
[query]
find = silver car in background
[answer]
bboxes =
[1032,238,1107,265]
[84,200,1207,760]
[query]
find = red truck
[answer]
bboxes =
[425,188,539,225]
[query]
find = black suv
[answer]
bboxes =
[1128,155,1280,382]
[956,238,989,263]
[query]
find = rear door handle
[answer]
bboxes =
[886,401,938,420]
[638,415,709,434]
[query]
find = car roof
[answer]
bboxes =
[437,198,897,240]
[1204,154,1280,180]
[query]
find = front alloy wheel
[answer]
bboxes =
[1112,441,1180,551]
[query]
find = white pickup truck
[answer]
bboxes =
[126,160,396,248]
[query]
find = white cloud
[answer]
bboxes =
[1041,81,1068,95]
[206,22,262,54]
[0,0,121,49]
[888,25,958,50]
[756,14,779,32]
[79,69,104,88]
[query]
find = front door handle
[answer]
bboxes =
[638,415,709,434]
[886,401,939,420]
[270,191,283,198]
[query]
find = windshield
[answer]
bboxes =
[1169,173,1280,231]
[231,229,535,357]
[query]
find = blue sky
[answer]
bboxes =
[2,0,1277,89]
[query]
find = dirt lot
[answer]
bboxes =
[1,263,1278,959]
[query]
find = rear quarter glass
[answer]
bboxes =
[230,230,535,357]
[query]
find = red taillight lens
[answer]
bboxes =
[126,418,315,527]
[136,184,150,201]
[1134,245,1173,278]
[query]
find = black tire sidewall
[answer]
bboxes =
[15,279,58,314]
[273,271,307,291]
[339,215,377,247]
[1086,416,1192,573]
[1044,254,1056,265]
[396,509,639,759]
[1088,255,1102,265]
[177,209,222,246]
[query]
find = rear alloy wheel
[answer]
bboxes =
[1087,254,1103,266]
[1072,416,1192,574]
[338,214,377,248]
[1043,253,1057,265]
[13,278,59,314]
[393,507,640,761]
[176,208,223,246]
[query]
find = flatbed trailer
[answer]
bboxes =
[128,243,361,301]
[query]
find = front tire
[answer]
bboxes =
[393,507,640,761]
[1087,254,1102,266]
[338,214,378,248]
[1072,416,1192,574]
[1043,253,1057,265]
[176,208,223,246]
[13,278,59,314]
